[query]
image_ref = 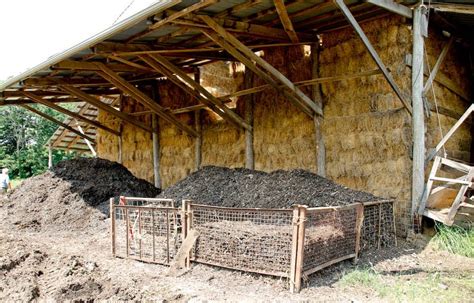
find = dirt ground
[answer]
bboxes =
[1,213,473,302]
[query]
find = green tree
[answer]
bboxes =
[0,102,77,179]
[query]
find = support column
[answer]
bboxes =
[411,6,426,222]
[194,68,202,171]
[244,70,255,170]
[152,114,161,188]
[311,43,326,177]
[48,142,53,168]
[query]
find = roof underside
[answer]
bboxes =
[0,0,472,150]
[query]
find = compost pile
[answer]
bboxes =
[159,166,381,208]
[2,158,160,231]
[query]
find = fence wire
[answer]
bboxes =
[113,198,181,265]
[361,201,397,251]
[189,205,294,277]
[303,206,358,273]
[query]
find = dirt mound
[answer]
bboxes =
[3,158,160,231]
[159,166,381,208]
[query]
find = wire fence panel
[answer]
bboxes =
[303,205,358,274]
[112,197,181,265]
[189,204,295,277]
[361,200,397,251]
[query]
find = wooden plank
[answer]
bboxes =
[411,6,425,219]
[334,0,413,115]
[20,105,95,142]
[303,254,356,277]
[354,203,364,259]
[419,156,442,214]
[423,37,454,95]
[95,63,198,137]
[52,60,153,73]
[430,176,471,185]
[365,0,412,18]
[289,206,300,294]
[294,206,306,293]
[274,0,300,43]
[60,85,154,134]
[110,198,116,257]
[431,3,474,14]
[200,18,321,117]
[446,168,474,224]
[22,91,119,136]
[142,54,251,131]
[440,157,472,173]
[426,104,474,162]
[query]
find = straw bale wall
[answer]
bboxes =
[96,16,471,235]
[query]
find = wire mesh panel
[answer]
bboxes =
[361,200,396,251]
[303,205,359,275]
[189,204,295,277]
[112,197,181,265]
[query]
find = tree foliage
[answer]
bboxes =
[0,103,76,179]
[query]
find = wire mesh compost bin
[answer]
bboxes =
[110,197,395,292]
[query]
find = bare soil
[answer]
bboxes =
[1,160,472,301]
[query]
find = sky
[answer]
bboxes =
[0,0,158,81]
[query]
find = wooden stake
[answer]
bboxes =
[290,205,300,293]
[48,142,53,168]
[294,205,307,293]
[152,209,156,262]
[354,203,364,260]
[110,198,116,257]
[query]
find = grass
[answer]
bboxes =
[432,223,474,258]
[338,266,473,302]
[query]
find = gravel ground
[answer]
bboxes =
[159,166,381,208]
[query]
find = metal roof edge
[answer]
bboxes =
[0,0,180,93]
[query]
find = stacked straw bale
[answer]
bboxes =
[252,46,318,172]
[96,107,120,163]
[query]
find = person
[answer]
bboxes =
[0,168,12,194]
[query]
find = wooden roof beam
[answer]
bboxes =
[94,63,198,137]
[273,0,300,43]
[21,91,120,136]
[200,15,322,117]
[52,60,155,73]
[126,0,218,43]
[21,104,95,142]
[334,0,412,114]
[365,0,412,19]
[2,88,121,99]
[140,54,251,131]
[0,97,82,106]
[59,85,154,134]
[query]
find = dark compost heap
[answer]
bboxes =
[159,166,381,208]
[3,158,160,231]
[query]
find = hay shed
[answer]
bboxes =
[1,0,473,236]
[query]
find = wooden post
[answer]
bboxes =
[411,6,426,223]
[138,208,142,259]
[194,69,202,171]
[152,209,156,262]
[186,200,193,269]
[311,43,326,177]
[118,133,123,164]
[290,205,300,293]
[294,205,307,293]
[110,198,116,257]
[152,114,161,188]
[244,70,254,170]
[125,207,130,258]
[354,203,364,260]
[181,200,188,265]
[48,142,53,168]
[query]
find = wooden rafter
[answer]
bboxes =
[2,88,121,99]
[21,104,95,142]
[52,60,154,73]
[424,37,454,95]
[94,63,198,137]
[273,0,300,43]
[0,97,82,106]
[59,85,154,134]
[334,0,412,114]
[140,54,251,131]
[22,91,120,136]
[200,15,323,116]
[126,0,218,43]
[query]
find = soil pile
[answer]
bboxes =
[3,158,160,231]
[159,166,381,208]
